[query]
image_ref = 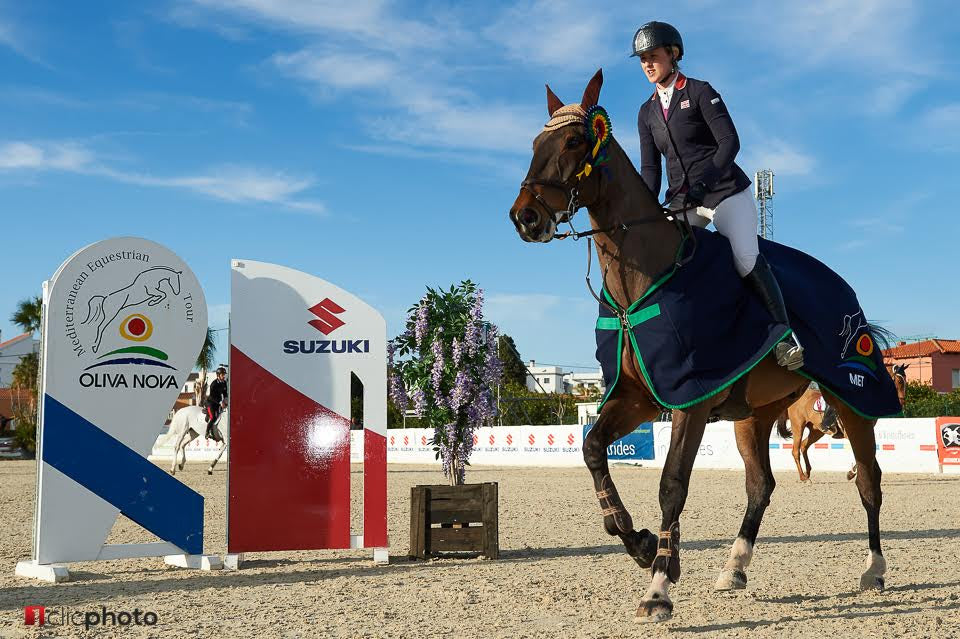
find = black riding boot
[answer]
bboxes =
[743,254,804,370]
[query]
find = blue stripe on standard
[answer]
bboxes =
[769,443,779,449]
[830,443,845,449]
[42,395,204,555]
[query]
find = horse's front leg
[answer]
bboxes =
[208,442,227,475]
[636,402,712,623]
[582,392,660,569]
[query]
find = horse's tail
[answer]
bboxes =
[82,294,105,324]
[867,323,897,351]
[775,410,791,439]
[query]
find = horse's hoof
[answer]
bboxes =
[207,470,213,475]
[859,574,884,591]
[714,569,748,591]
[635,598,673,623]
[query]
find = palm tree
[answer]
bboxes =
[194,327,218,404]
[10,296,42,335]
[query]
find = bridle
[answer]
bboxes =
[518,126,702,324]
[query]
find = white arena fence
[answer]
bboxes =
[152,417,952,475]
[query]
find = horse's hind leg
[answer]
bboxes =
[582,392,659,570]
[209,442,227,475]
[715,401,789,591]
[801,427,825,481]
[791,420,807,481]
[829,399,885,590]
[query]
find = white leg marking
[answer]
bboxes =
[642,570,672,605]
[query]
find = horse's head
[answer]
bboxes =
[169,270,182,295]
[509,69,608,243]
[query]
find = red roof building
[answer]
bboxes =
[882,339,960,393]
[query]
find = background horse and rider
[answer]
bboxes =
[164,405,228,476]
[509,69,898,622]
[778,365,909,482]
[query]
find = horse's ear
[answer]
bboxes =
[581,68,603,109]
[546,84,564,116]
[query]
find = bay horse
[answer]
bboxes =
[781,365,908,482]
[508,69,888,622]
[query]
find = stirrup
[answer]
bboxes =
[775,334,804,370]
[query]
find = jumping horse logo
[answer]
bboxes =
[838,310,869,359]
[82,266,183,353]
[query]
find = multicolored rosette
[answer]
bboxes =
[577,105,613,179]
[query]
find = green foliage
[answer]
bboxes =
[497,383,579,426]
[902,381,960,417]
[12,402,37,456]
[196,327,217,371]
[11,351,39,392]
[10,296,42,334]
[497,334,527,387]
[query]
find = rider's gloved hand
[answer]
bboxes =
[685,181,707,208]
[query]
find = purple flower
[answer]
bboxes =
[451,337,463,366]
[449,370,473,411]
[414,304,429,347]
[411,388,427,417]
[389,372,408,410]
[430,331,445,396]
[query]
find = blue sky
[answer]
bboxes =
[2,0,958,371]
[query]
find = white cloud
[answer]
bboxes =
[741,139,816,177]
[919,103,960,152]
[0,139,324,213]
[0,141,95,171]
[177,0,449,51]
[742,0,931,75]
[485,0,617,72]
[271,49,397,91]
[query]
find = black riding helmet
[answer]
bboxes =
[630,21,684,59]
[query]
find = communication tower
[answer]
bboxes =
[754,169,775,240]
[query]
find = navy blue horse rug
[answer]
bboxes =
[596,227,901,418]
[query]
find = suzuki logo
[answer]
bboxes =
[528,434,535,445]
[489,434,495,445]
[547,434,555,446]
[473,434,479,445]
[389,436,395,446]
[308,298,346,335]
[567,433,575,445]
[506,434,513,445]
[421,435,427,446]
[403,436,409,446]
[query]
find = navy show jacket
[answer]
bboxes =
[637,73,751,210]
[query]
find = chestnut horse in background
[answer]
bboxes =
[779,365,908,482]
[508,69,890,622]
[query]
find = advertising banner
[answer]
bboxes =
[32,238,207,564]
[935,417,960,467]
[228,260,387,553]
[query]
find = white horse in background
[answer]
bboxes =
[166,405,228,476]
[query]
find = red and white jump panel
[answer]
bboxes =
[226,260,387,566]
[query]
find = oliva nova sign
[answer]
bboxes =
[27,237,207,568]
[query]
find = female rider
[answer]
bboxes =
[632,21,803,370]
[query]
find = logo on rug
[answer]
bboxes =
[837,310,878,387]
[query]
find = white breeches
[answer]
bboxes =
[684,187,759,276]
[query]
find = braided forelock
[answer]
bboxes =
[543,104,586,132]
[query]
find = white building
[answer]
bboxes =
[525,360,566,394]
[564,369,605,396]
[576,401,601,426]
[0,332,40,387]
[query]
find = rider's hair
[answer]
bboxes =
[667,45,681,73]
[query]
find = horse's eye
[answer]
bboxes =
[566,136,582,149]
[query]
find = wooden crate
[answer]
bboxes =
[409,482,498,560]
